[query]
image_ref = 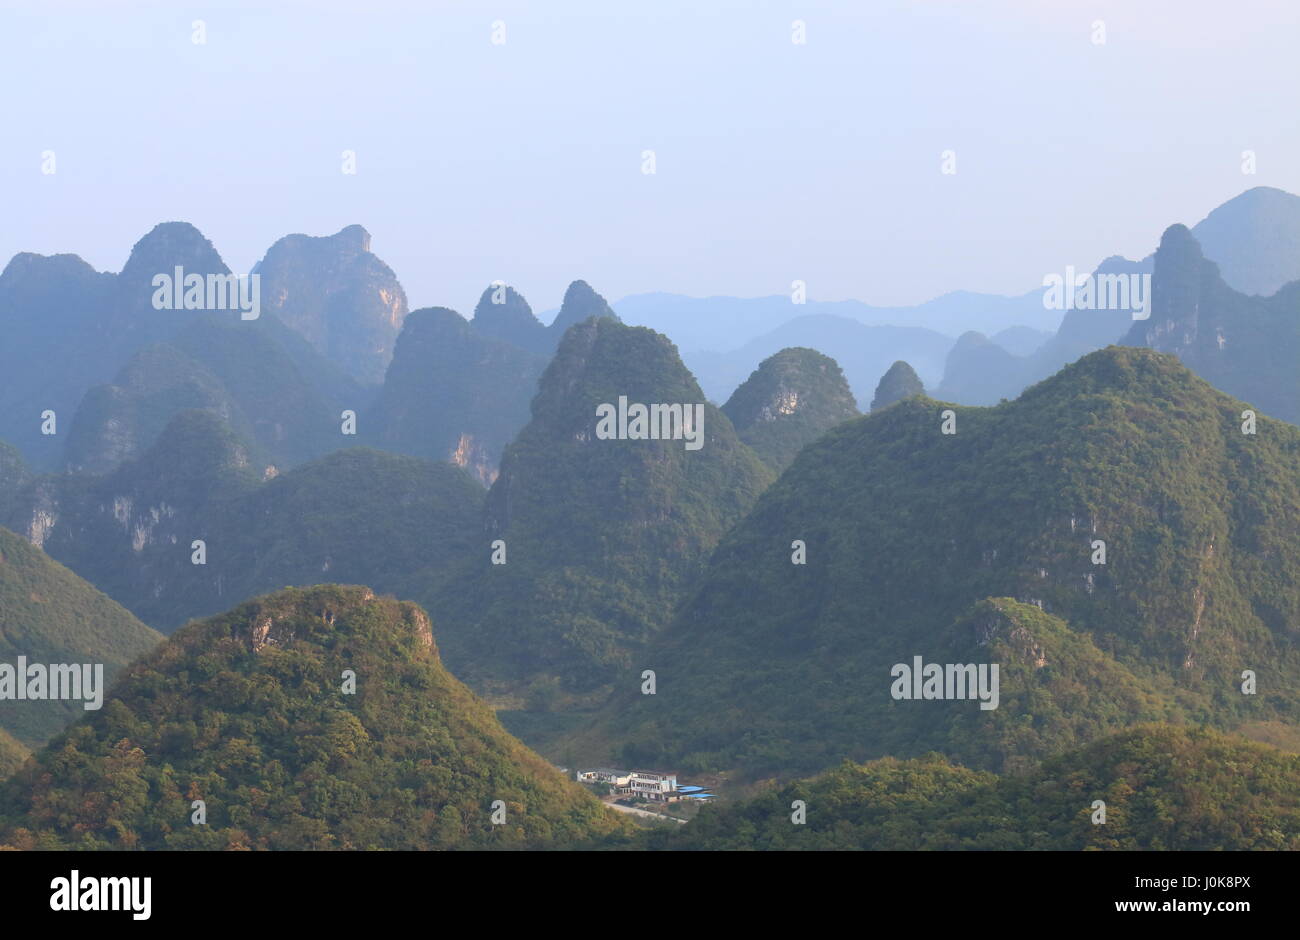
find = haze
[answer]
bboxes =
[3,0,1298,316]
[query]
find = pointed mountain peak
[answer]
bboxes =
[367,306,544,484]
[870,360,926,412]
[120,221,228,280]
[529,316,699,433]
[591,342,1300,780]
[1122,227,1219,350]
[432,315,772,687]
[1155,222,1205,262]
[549,279,621,338]
[722,347,859,470]
[471,283,548,353]
[474,282,533,318]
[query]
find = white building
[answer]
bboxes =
[576,768,631,787]
[578,767,683,801]
[628,770,679,802]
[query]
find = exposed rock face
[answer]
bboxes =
[63,343,234,475]
[240,588,392,653]
[932,189,1300,413]
[364,307,545,485]
[1126,225,1207,356]
[450,432,499,486]
[0,584,628,850]
[255,224,408,384]
[592,347,1300,779]
[722,346,860,471]
[1124,225,1300,424]
[21,480,60,550]
[61,312,353,475]
[5,413,485,634]
[0,221,366,471]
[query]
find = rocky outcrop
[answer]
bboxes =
[723,346,859,471]
[364,307,545,485]
[1124,225,1299,424]
[255,224,408,384]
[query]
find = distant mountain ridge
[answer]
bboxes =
[365,279,621,485]
[1188,185,1300,297]
[614,289,1055,353]
[938,197,1300,420]
[686,315,953,408]
[585,346,1300,779]
[0,222,385,472]
[1124,224,1300,424]
[364,306,547,486]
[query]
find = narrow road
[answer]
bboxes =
[605,802,687,824]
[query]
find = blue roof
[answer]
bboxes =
[677,785,707,793]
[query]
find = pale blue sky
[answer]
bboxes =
[3,0,1297,317]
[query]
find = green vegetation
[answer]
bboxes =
[363,306,545,484]
[1125,223,1300,424]
[0,441,32,521]
[722,347,859,472]
[645,725,1300,850]
[0,585,630,850]
[65,313,364,475]
[0,729,30,780]
[7,411,485,633]
[545,280,621,345]
[0,525,161,748]
[424,316,774,691]
[470,283,551,356]
[588,347,1300,778]
[870,360,926,412]
[0,251,117,470]
[253,224,409,385]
